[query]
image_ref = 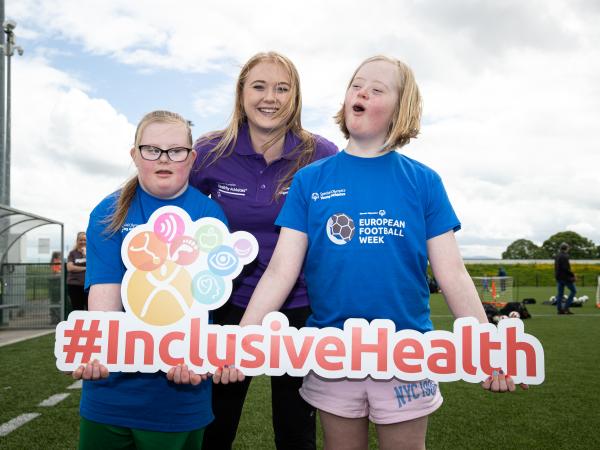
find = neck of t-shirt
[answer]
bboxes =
[138,180,188,200]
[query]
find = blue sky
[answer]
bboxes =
[6,0,600,260]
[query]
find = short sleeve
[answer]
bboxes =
[85,210,125,288]
[425,172,461,240]
[205,199,228,227]
[275,172,308,233]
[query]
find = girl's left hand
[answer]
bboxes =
[213,365,245,384]
[481,369,529,392]
[166,364,208,385]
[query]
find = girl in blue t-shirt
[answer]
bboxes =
[234,56,526,449]
[71,110,229,450]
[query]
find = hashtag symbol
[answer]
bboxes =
[63,319,103,364]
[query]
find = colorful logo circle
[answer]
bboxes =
[126,261,193,326]
[195,224,223,252]
[192,271,225,306]
[127,231,168,271]
[154,212,185,243]
[207,246,239,276]
[233,238,253,258]
[170,235,200,265]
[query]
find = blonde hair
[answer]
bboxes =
[196,51,315,198]
[71,231,86,252]
[334,55,422,152]
[107,110,192,233]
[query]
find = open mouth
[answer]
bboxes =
[155,170,173,175]
[352,103,365,113]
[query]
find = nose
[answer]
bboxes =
[357,87,369,99]
[158,151,170,162]
[264,87,277,103]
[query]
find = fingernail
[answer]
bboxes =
[492,370,499,377]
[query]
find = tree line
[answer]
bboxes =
[502,231,600,259]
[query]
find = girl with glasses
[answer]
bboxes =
[73,110,228,450]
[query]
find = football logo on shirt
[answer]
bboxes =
[326,213,355,245]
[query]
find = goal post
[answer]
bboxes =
[472,276,514,306]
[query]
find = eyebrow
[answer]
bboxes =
[353,76,390,90]
[250,80,291,86]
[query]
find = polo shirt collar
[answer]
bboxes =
[235,122,302,161]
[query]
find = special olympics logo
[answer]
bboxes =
[326,213,355,245]
[311,192,319,201]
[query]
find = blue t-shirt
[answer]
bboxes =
[276,150,460,333]
[82,184,227,432]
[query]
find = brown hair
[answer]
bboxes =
[107,110,192,233]
[196,51,315,198]
[334,55,422,152]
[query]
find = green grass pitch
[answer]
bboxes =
[1,286,599,449]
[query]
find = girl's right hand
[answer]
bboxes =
[71,359,109,380]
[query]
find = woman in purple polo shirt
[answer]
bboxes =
[190,51,337,450]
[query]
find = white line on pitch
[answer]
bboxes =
[67,380,83,389]
[38,393,70,407]
[0,413,41,436]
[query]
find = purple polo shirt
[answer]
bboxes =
[190,124,338,309]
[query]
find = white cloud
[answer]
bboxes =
[9,0,600,258]
[11,57,135,251]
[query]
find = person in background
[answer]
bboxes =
[555,242,576,315]
[190,51,338,450]
[497,266,507,292]
[50,251,62,274]
[66,232,88,310]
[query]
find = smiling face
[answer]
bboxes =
[242,61,292,136]
[343,60,400,151]
[76,232,86,250]
[131,121,196,199]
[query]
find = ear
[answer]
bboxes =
[189,149,197,164]
[130,147,136,163]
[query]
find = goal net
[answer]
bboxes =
[472,276,513,306]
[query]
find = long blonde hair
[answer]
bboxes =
[196,51,315,197]
[106,110,192,233]
[334,55,422,152]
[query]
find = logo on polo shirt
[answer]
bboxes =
[326,213,355,245]
[217,182,248,197]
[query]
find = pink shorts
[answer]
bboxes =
[299,372,443,425]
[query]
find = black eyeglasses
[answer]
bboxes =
[138,145,192,162]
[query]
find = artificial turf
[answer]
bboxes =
[1,285,598,449]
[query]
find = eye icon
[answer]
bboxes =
[207,246,239,276]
